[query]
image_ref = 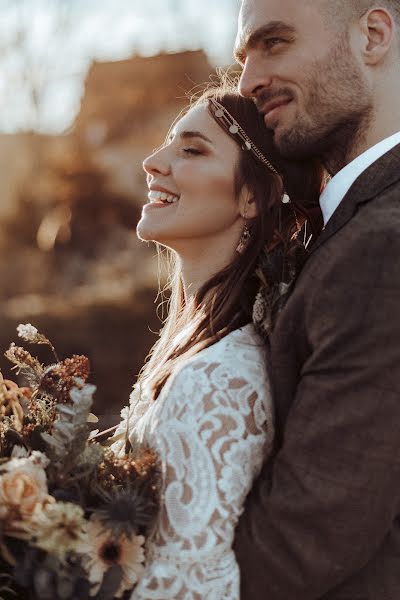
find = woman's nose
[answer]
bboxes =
[142,147,170,176]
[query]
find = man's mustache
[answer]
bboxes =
[254,88,295,112]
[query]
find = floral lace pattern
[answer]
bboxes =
[114,324,273,600]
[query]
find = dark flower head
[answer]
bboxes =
[94,486,158,538]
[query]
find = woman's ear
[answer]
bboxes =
[239,187,258,219]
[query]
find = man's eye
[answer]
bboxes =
[263,38,284,50]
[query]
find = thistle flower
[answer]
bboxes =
[85,517,145,598]
[93,486,158,538]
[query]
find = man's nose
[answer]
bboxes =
[239,56,272,99]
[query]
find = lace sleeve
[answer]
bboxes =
[131,342,272,600]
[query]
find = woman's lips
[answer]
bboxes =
[142,201,178,212]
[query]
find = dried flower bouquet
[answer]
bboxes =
[0,324,159,600]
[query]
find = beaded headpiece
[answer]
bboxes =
[208,98,290,204]
[209,98,278,173]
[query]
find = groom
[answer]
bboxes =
[233,1,400,598]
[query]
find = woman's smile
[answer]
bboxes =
[142,189,181,212]
[148,190,180,204]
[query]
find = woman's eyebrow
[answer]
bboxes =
[177,130,214,145]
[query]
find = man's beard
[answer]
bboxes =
[258,33,373,173]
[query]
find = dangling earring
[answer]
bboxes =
[236,223,251,254]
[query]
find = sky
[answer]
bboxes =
[0,0,239,133]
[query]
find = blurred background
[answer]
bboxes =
[0,0,239,426]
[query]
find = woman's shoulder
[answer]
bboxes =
[198,323,266,363]
[167,324,268,389]
[159,323,272,428]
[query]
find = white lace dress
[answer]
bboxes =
[112,324,274,600]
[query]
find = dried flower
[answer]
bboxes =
[16,323,59,362]
[253,236,309,338]
[100,446,159,488]
[58,355,90,382]
[0,324,159,598]
[39,355,90,403]
[0,452,52,532]
[28,502,89,562]
[252,291,266,327]
[17,324,40,343]
[85,517,145,598]
[4,343,44,382]
[0,375,26,431]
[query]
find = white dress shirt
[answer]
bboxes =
[320,130,400,225]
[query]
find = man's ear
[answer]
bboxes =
[239,187,258,219]
[360,8,395,65]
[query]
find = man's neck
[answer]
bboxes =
[323,105,400,176]
[322,113,371,176]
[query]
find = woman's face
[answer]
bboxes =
[138,103,244,254]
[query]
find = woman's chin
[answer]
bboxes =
[136,220,158,242]
[136,222,171,247]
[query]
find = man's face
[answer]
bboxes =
[235,0,372,160]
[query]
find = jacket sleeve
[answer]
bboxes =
[234,226,400,599]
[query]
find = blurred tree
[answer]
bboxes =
[0,0,79,132]
[0,0,239,133]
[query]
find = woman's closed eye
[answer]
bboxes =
[182,147,202,156]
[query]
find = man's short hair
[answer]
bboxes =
[321,0,400,28]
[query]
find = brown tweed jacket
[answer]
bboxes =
[234,144,400,599]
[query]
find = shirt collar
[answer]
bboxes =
[320,131,400,225]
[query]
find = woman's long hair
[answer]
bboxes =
[137,82,324,401]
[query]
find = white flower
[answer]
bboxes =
[29,502,89,562]
[10,446,29,459]
[85,517,145,598]
[3,451,50,473]
[17,323,39,342]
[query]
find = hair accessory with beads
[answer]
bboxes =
[209,97,280,175]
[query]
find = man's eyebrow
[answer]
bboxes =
[234,21,295,62]
[170,130,214,145]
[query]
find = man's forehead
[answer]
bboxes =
[236,0,327,58]
[239,0,318,34]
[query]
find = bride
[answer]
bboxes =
[111,83,323,599]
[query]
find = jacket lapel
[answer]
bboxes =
[310,142,400,254]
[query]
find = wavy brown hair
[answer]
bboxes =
[137,82,324,401]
